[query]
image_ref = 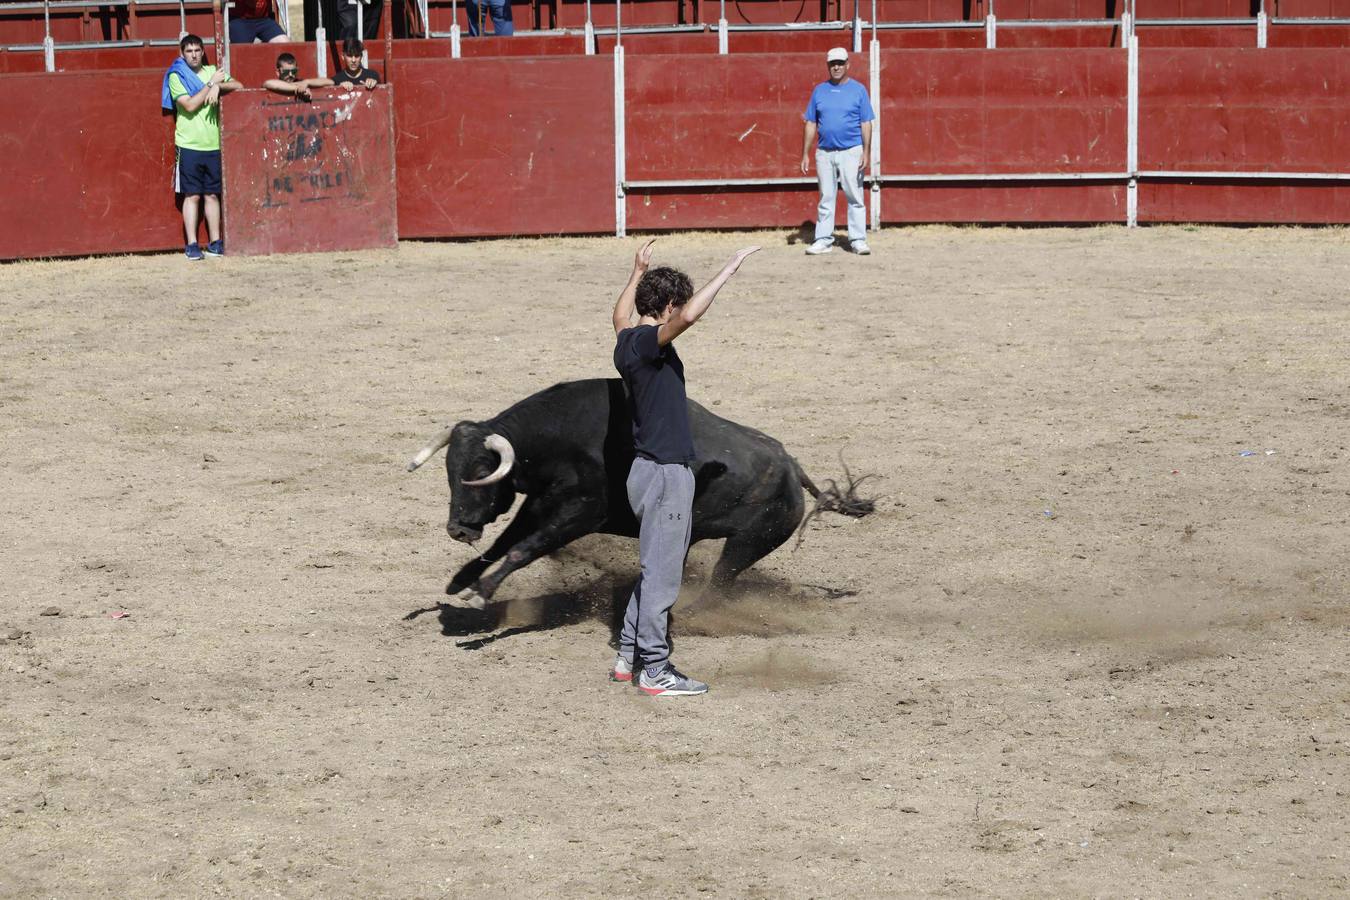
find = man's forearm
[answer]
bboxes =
[612,271,640,331]
[802,122,817,158]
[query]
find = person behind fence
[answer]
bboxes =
[609,239,761,697]
[334,39,380,90]
[465,0,513,36]
[338,0,383,42]
[162,33,243,261]
[263,52,335,101]
[229,0,288,44]
[800,47,874,257]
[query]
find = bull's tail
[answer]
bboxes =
[793,453,878,548]
[407,426,455,472]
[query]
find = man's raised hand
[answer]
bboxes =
[725,246,761,276]
[634,238,656,275]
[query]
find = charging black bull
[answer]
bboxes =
[407,378,869,608]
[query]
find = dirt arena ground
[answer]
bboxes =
[2,226,1347,897]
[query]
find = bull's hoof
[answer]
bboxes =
[444,587,488,611]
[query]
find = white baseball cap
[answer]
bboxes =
[826,47,848,63]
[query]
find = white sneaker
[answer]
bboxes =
[805,238,834,255]
[851,240,871,255]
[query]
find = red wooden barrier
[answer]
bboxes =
[0,69,181,260]
[390,55,616,236]
[221,87,398,254]
[1138,47,1349,222]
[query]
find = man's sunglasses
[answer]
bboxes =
[279,67,299,79]
[828,60,846,66]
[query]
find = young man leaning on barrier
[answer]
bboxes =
[334,39,381,91]
[162,33,243,261]
[263,52,334,101]
[609,239,760,697]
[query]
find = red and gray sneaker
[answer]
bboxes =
[609,654,634,683]
[638,664,709,697]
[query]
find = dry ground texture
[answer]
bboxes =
[2,226,1348,897]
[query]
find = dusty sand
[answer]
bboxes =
[1,226,1348,897]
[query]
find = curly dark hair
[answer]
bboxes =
[634,266,694,318]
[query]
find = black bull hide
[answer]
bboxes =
[408,378,838,609]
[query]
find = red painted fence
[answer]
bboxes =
[1,43,1348,259]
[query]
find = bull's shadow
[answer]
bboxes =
[403,573,632,650]
[403,564,857,652]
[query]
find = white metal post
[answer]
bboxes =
[451,0,461,56]
[985,0,996,47]
[1126,35,1138,227]
[1256,3,1268,46]
[350,0,364,53]
[615,0,622,46]
[852,0,861,51]
[869,37,881,230]
[42,0,54,71]
[315,0,327,76]
[614,44,626,237]
[585,0,594,53]
[178,0,187,38]
[717,0,727,53]
[223,1,233,69]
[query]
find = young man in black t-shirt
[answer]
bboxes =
[610,239,759,696]
[334,39,381,90]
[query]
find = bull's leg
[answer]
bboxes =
[708,498,802,590]
[449,496,603,608]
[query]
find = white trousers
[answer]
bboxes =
[815,144,867,243]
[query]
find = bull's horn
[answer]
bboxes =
[406,426,455,472]
[463,434,515,486]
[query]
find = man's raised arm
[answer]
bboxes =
[612,238,656,335]
[656,246,759,346]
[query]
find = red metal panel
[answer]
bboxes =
[625,52,864,181]
[1273,0,1350,14]
[390,55,615,236]
[0,69,181,260]
[883,182,1125,220]
[1140,181,1350,222]
[1134,25,1257,46]
[881,48,1128,174]
[1134,0,1251,15]
[220,87,398,255]
[1268,25,1350,48]
[998,25,1125,46]
[1139,48,1349,172]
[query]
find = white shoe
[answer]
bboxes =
[805,238,834,255]
[851,240,871,255]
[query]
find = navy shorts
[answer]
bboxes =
[176,146,222,196]
[229,16,286,42]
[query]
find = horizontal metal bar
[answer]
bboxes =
[1271,16,1350,23]
[628,171,1350,191]
[726,21,852,31]
[1140,170,1350,180]
[5,36,213,50]
[880,172,1128,182]
[626,177,818,188]
[870,20,985,29]
[592,23,707,34]
[6,38,143,49]
[0,0,130,8]
[1135,17,1255,25]
[995,18,1121,27]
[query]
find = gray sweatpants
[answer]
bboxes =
[618,457,695,675]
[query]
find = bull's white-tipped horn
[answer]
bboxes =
[407,426,455,472]
[463,434,515,486]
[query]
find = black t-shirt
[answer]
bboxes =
[334,67,380,86]
[613,324,695,465]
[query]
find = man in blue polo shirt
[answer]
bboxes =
[800,46,875,256]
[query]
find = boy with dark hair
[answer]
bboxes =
[609,239,759,697]
[263,52,334,100]
[161,33,243,260]
[334,39,381,90]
